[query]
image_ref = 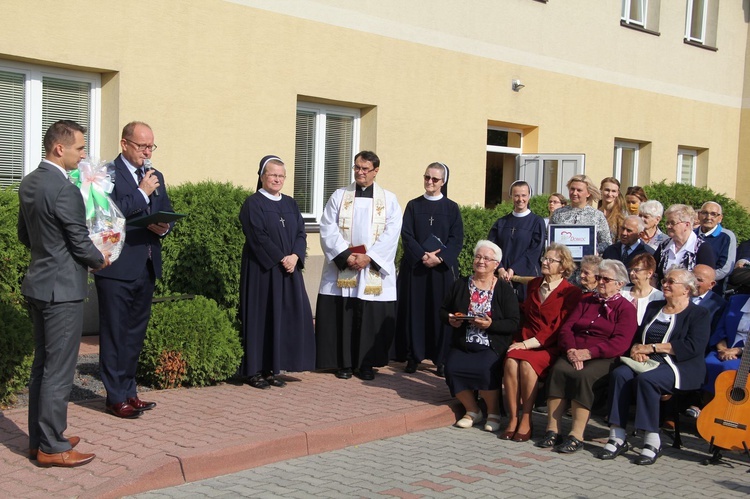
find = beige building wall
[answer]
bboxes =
[2,0,748,219]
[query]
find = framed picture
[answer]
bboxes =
[548,224,596,261]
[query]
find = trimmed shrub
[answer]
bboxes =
[458,202,513,276]
[644,181,750,241]
[0,300,33,407]
[137,295,243,389]
[0,187,30,306]
[157,182,253,313]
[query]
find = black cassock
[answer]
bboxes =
[239,192,315,376]
[394,195,463,365]
[487,211,546,301]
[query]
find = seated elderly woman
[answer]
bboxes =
[619,253,663,325]
[439,240,520,430]
[570,254,602,295]
[600,269,710,465]
[703,293,749,396]
[501,243,582,441]
[653,204,716,283]
[536,259,637,453]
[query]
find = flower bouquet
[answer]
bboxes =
[69,158,126,262]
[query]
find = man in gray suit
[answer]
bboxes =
[18,120,110,467]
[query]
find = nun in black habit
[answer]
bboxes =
[238,155,315,389]
[394,162,464,376]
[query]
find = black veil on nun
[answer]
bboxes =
[257,154,283,191]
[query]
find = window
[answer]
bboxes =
[0,60,100,188]
[621,0,660,34]
[622,0,646,27]
[685,0,718,49]
[613,141,639,188]
[295,102,360,223]
[677,148,697,185]
[516,154,585,195]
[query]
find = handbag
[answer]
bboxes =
[619,356,661,374]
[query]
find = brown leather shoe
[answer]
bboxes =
[36,449,95,467]
[127,397,157,411]
[30,436,80,459]
[106,402,141,419]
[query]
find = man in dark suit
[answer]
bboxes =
[602,215,654,268]
[692,264,726,331]
[95,121,174,418]
[18,120,110,467]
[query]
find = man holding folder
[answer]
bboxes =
[95,121,174,418]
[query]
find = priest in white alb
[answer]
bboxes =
[315,151,402,381]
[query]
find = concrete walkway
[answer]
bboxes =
[0,338,457,498]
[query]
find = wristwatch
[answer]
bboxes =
[651,344,657,354]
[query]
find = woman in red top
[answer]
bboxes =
[501,243,582,441]
[536,259,638,454]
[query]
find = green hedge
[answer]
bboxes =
[137,295,243,389]
[157,181,253,313]
[0,188,33,407]
[0,187,30,306]
[644,181,750,241]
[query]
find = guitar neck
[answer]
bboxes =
[735,341,750,390]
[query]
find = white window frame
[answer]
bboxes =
[295,102,360,223]
[622,0,646,27]
[685,0,708,44]
[613,140,639,186]
[0,59,100,178]
[677,148,697,186]
[516,154,585,195]
[486,126,523,155]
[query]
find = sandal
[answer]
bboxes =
[484,414,502,432]
[596,439,630,460]
[455,411,482,428]
[634,444,662,465]
[535,431,562,448]
[554,435,584,454]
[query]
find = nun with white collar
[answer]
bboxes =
[394,162,464,376]
[238,155,315,389]
[487,180,547,302]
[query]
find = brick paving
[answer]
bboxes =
[0,352,455,498]
[130,421,750,498]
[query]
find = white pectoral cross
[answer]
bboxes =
[429,216,435,226]
[279,217,285,227]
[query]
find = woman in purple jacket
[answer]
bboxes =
[536,259,638,454]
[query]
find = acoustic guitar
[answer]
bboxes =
[697,341,750,453]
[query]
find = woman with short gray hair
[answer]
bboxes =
[600,267,709,465]
[653,204,716,283]
[638,200,668,250]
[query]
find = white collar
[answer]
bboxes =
[701,225,718,237]
[259,188,282,201]
[423,193,443,201]
[512,209,531,218]
[42,159,68,178]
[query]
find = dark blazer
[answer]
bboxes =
[95,154,174,281]
[696,289,727,332]
[17,161,104,301]
[440,277,520,358]
[638,300,710,390]
[708,294,749,348]
[602,240,654,267]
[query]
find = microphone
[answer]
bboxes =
[143,159,159,196]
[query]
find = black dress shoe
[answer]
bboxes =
[265,375,287,388]
[404,360,418,373]
[634,444,662,465]
[248,374,271,389]
[335,368,353,379]
[356,367,375,380]
[435,364,445,377]
[106,402,141,419]
[127,397,156,411]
